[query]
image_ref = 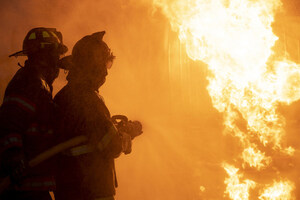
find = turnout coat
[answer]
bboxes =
[54,81,123,200]
[0,63,57,191]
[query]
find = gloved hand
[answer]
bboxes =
[111,115,143,140]
[1,148,27,186]
[9,159,27,186]
[120,132,132,154]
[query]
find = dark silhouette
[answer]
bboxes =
[54,31,142,200]
[0,27,68,200]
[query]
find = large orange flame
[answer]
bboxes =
[223,163,256,200]
[259,180,295,200]
[155,0,299,198]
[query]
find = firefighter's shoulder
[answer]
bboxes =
[6,67,50,95]
[3,67,51,114]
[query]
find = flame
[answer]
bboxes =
[223,163,256,200]
[259,180,295,200]
[155,0,299,199]
[241,146,271,170]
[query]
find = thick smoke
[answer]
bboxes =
[0,0,299,199]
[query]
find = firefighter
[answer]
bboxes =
[54,31,134,200]
[0,27,68,200]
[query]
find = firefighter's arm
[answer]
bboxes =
[96,124,132,158]
[0,78,45,157]
[0,94,35,183]
[82,101,132,158]
[99,115,144,156]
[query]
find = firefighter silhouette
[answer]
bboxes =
[0,27,68,200]
[54,31,142,200]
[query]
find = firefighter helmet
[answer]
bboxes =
[71,31,115,71]
[9,27,68,57]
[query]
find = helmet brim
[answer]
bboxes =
[8,50,27,58]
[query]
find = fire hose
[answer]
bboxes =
[0,115,142,193]
[0,135,87,194]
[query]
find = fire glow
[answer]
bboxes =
[155,0,300,199]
